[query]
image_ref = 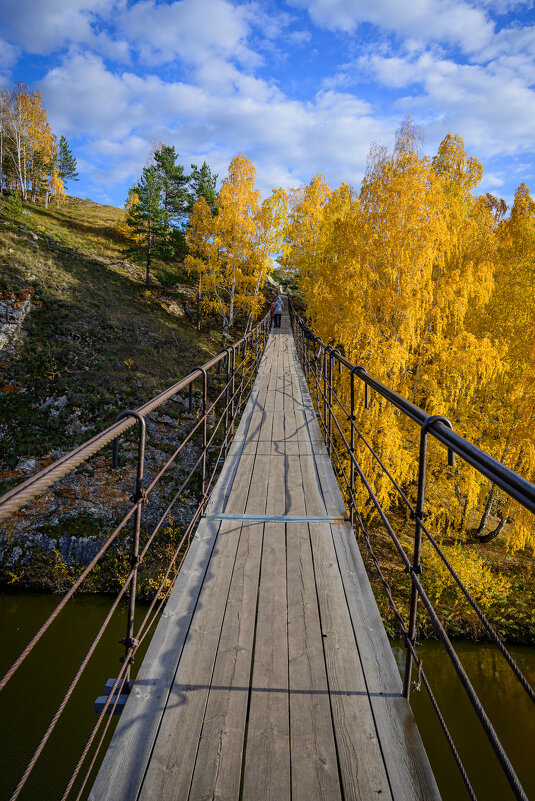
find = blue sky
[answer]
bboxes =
[1,0,534,208]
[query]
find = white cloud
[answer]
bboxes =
[38,52,135,138]
[288,0,495,53]
[37,48,390,196]
[474,0,534,12]
[5,0,532,207]
[0,0,116,55]
[479,170,505,189]
[357,55,421,89]
[359,51,535,157]
[287,29,312,45]
[473,22,535,64]
[116,0,259,68]
[0,38,18,82]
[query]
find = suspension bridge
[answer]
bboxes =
[89,298,438,801]
[0,296,533,801]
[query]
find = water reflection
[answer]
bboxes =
[0,592,151,801]
[391,640,535,801]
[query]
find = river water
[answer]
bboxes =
[1,591,533,801]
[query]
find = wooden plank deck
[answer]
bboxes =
[90,300,441,801]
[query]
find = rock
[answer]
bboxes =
[56,487,77,499]
[17,457,37,473]
[0,294,34,354]
[57,532,103,564]
[9,546,23,564]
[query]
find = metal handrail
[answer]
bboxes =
[292,310,535,512]
[289,300,534,801]
[0,311,271,801]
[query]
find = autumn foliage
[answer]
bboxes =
[281,119,535,554]
[186,153,287,341]
[0,82,76,205]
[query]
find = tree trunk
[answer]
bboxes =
[145,216,151,287]
[22,149,27,200]
[145,241,151,287]
[196,275,201,331]
[476,485,497,538]
[476,514,510,543]
[228,271,235,332]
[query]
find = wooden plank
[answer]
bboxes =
[331,524,441,800]
[292,409,309,444]
[287,521,341,800]
[137,519,244,801]
[300,451,328,517]
[187,522,264,801]
[258,409,276,442]
[89,519,221,801]
[241,522,290,801]
[265,441,287,517]
[242,388,291,799]
[284,430,340,799]
[309,522,393,801]
[221,450,257,515]
[303,404,329,451]
[314,453,347,517]
[239,411,264,449]
[243,455,272,515]
[283,409,299,442]
[285,453,306,516]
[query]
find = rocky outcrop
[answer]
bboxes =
[0,393,204,591]
[0,288,38,355]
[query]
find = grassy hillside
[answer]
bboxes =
[0,194,219,481]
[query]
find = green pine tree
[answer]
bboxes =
[124,165,165,287]
[154,144,190,260]
[57,135,78,189]
[188,161,218,214]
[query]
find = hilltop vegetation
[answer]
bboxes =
[0,193,225,481]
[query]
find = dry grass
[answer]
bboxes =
[0,194,218,474]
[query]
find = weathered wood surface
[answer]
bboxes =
[90,301,440,801]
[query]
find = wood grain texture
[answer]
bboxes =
[287,522,341,801]
[331,524,441,800]
[137,519,243,801]
[188,522,263,801]
[241,522,291,801]
[309,522,393,801]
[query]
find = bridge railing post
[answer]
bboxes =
[323,347,328,444]
[240,339,247,401]
[231,346,236,425]
[224,347,233,459]
[329,349,334,458]
[403,414,454,699]
[349,367,357,527]
[192,367,208,499]
[323,346,334,457]
[113,410,147,683]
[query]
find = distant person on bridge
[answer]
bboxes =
[273,297,283,328]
